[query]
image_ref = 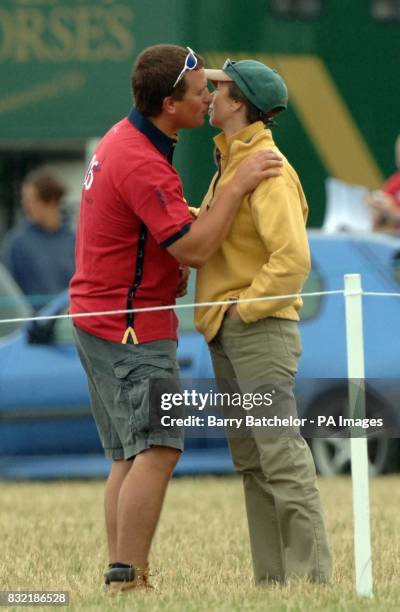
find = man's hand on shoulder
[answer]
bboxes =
[232,149,283,196]
[166,150,282,269]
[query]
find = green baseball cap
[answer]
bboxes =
[205,59,288,115]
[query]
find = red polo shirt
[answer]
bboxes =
[69,109,192,344]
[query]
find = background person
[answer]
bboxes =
[195,59,332,585]
[368,134,400,230]
[1,166,75,310]
[69,44,283,595]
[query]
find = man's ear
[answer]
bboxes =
[162,96,177,116]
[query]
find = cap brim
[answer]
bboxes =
[204,69,232,82]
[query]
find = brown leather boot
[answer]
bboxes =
[105,562,154,595]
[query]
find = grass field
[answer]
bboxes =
[1,475,399,611]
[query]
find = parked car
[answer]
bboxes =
[1,230,400,479]
[297,231,400,475]
[0,265,32,339]
[0,266,228,478]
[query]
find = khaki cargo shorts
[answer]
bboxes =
[73,326,184,460]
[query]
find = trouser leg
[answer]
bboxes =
[229,436,286,582]
[253,434,331,582]
[209,337,285,582]
[210,317,332,583]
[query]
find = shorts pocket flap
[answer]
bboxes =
[113,355,173,380]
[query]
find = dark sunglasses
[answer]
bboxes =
[173,47,198,89]
[223,58,256,96]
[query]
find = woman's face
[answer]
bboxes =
[208,82,236,129]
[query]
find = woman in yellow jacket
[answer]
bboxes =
[195,59,332,585]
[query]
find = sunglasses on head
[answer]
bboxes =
[223,58,256,96]
[172,47,198,89]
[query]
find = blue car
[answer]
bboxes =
[1,231,400,479]
[0,271,229,479]
[297,231,400,475]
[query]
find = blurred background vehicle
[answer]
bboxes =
[1,231,400,480]
[0,264,32,338]
[0,264,229,479]
[298,231,400,475]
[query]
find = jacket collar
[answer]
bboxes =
[214,121,273,157]
[128,108,176,163]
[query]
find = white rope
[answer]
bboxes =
[3,288,399,327]
[363,291,400,297]
[0,290,345,325]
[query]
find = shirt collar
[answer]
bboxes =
[213,121,271,157]
[128,108,177,163]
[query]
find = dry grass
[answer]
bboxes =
[0,476,399,611]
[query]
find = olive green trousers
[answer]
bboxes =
[209,316,332,584]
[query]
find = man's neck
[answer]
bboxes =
[36,207,62,232]
[149,115,177,140]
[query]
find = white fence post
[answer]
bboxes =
[344,274,373,597]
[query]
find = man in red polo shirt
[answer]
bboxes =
[69,44,282,594]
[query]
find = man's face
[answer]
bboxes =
[208,82,235,129]
[21,182,43,223]
[173,68,212,129]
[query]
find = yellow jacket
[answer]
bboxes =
[194,122,311,344]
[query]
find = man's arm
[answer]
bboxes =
[175,266,190,297]
[167,150,283,268]
[367,190,400,225]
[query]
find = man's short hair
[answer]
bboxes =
[24,167,66,204]
[132,44,204,117]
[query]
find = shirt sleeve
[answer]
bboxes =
[119,160,192,247]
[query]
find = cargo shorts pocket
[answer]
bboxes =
[112,353,177,435]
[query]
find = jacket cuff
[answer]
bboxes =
[236,296,256,324]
